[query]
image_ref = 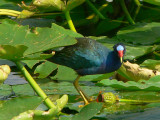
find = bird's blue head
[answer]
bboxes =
[113,43,126,63]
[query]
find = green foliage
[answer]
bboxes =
[1,0,160,119]
[116,22,160,45]
[71,102,103,120]
[34,61,57,78]
[25,0,85,12]
[98,75,160,91]
[0,19,81,56]
[0,96,42,120]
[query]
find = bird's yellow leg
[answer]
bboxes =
[73,75,90,105]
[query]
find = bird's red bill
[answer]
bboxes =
[118,50,123,57]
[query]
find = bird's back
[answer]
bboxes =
[48,38,120,75]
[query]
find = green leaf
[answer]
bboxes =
[98,75,160,91]
[0,45,28,61]
[13,84,35,96]
[0,19,81,56]
[66,0,85,11]
[141,59,160,70]
[96,18,123,35]
[117,65,135,81]
[136,5,160,22]
[143,0,160,6]
[0,84,12,98]
[51,65,77,81]
[72,102,103,120]
[0,0,24,10]
[12,95,68,120]
[0,45,52,61]
[22,60,40,69]
[34,61,57,78]
[0,96,42,120]
[116,22,160,45]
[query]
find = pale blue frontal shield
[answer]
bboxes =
[116,45,124,51]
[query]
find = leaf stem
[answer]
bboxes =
[85,0,105,19]
[15,61,56,109]
[120,99,160,103]
[0,9,20,17]
[64,11,77,32]
[0,9,21,14]
[0,12,18,17]
[133,0,142,20]
[119,0,135,24]
[134,0,141,6]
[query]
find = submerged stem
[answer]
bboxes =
[15,61,56,109]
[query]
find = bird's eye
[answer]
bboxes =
[116,45,124,51]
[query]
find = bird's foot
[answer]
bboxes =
[78,102,89,108]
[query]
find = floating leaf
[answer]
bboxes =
[141,59,160,71]
[12,95,68,120]
[98,75,160,91]
[22,60,40,69]
[116,22,160,45]
[0,96,42,120]
[0,19,81,56]
[0,45,52,61]
[34,61,57,78]
[72,102,103,120]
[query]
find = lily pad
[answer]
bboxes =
[141,59,160,70]
[34,61,57,78]
[97,75,160,91]
[116,22,160,45]
[0,45,27,61]
[72,102,103,120]
[0,96,42,120]
[0,19,81,56]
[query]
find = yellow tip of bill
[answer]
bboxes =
[120,57,123,63]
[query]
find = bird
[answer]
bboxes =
[47,37,126,105]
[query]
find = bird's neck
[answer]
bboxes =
[105,51,122,73]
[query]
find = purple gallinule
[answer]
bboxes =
[48,37,126,104]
